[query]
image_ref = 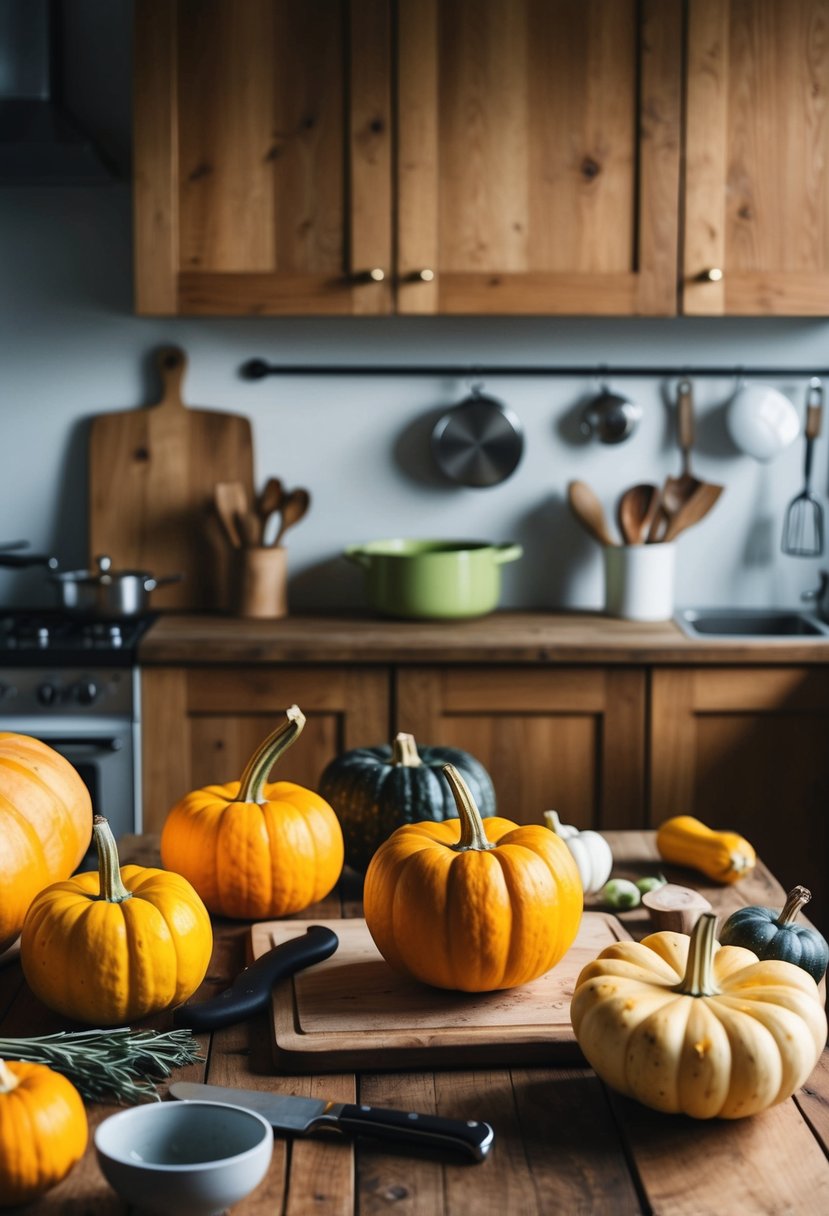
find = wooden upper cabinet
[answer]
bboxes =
[134,0,393,315]
[136,0,829,317]
[134,0,682,316]
[684,0,829,315]
[396,0,682,316]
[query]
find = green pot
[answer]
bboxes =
[344,539,523,620]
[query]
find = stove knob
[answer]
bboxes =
[0,682,17,701]
[37,682,61,706]
[73,681,99,706]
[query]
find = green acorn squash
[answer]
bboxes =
[318,732,496,873]
[719,886,828,983]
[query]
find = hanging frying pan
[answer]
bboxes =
[431,388,524,488]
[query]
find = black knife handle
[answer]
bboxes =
[326,1104,495,1163]
[173,925,339,1031]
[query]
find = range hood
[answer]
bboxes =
[0,0,115,184]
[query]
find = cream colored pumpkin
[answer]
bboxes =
[543,810,612,894]
[570,913,827,1119]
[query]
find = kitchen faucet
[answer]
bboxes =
[801,571,829,620]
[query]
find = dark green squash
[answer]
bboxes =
[719,886,828,983]
[318,733,496,873]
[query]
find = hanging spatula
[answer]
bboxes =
[782,378,824,556]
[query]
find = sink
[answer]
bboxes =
[675,608,829,640]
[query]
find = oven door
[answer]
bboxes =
[7,716,140,845]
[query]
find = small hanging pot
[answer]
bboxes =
[581,382,642,444]
[431,386,524,487]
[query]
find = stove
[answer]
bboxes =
[0,610,156,667]
[0,611,157,844]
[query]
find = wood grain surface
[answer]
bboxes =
[251,913,629,1071]
[88,346,254,611]
[3,833,826,1215]
[137,609,829,666]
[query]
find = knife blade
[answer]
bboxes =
[173,925,339,1031]
[169,1082,494,1162]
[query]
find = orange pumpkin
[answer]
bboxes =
[0,1058,87,1206]
[364,764,583,991]
[21,816,213,1026]
[0,733,91,953]
[160,705,344,919]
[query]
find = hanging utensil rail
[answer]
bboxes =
[240,360,829,380]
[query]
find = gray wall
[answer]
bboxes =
[1,0,828,614]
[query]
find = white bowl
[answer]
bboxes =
[94,1100,273,1216]
[726,383,800,461]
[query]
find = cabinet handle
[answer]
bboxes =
[408,268,435,282]
[353,268,386,283]
[700,267,723,282]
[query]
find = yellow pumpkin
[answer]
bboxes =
[160,705,344,919]
[364,764,583,992]
[0,1058,87,1206]
[571,912,827,1119]
[0,732,92,953]
[656,814,756,884]
[20,816,213,1025]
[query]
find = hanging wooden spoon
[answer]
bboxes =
[617,483,661,545]
[659,380,710,517]
[567,481,618,547]
[273,488,311,546]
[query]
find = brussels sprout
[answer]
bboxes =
[601,878,641,910]
[636,874,667,895]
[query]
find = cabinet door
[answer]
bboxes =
[140,665,390,832]
[396,666,646,828]
[650,668,829,932]
[395,0,682,315]
[684,0,829,315]
[134,0,392,315]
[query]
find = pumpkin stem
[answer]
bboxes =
[674,912,721,998]
[778,886,812,927]
[94,816,132,904]
[544,810,563,835]
[238,705,306,803]
[0,1059,20,1093]
[443,764,496,852]
[392,732,422,767]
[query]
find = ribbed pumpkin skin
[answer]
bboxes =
[21,862,213,1025]
[161,780,344,919]
[319,740,496,873]
[656,815,756,884]
[0,732,92,953]
[571,918,827,1119]
[364,815,583,992]
[719,895,829,983]
[0,1060,87,1205]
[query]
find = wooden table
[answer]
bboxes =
[2,832,827,1214]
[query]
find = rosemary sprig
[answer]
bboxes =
[0,1028,204,1104]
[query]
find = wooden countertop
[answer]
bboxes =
[138,610,829,665]
[3,832,827,1215]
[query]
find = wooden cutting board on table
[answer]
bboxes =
[250,913,630,1073]
[88,346,254,611]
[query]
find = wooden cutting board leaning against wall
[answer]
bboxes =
[88,346,255,611]
[250,912,630,1072]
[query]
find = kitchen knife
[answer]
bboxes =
[169,1082,494,1162]
[173,925,339,1031]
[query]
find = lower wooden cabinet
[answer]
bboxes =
[396,665,647,830]
[650,667,829,933]
[141,659,829,933]
[140,665,390,833]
